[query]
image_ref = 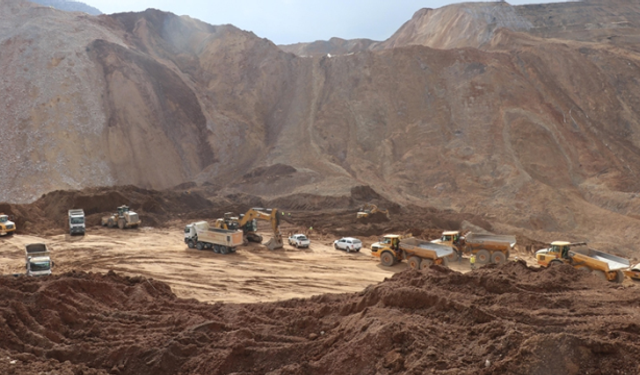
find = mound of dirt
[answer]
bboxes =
[1,264,639,374]
[1,184,500,243]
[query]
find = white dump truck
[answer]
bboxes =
[25,243,53,276]
[184,221,244,254]
[68,209,85,235]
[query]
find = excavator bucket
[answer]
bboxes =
[265,236,284,250]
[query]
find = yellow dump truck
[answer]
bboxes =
[0,214,16,236]
[433,231,516,264]
[536,241,630,283]
[371,234,454,269]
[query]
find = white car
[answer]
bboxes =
[334,237,362,253]
[288,234,311,248]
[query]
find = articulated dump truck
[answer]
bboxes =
[372,234,454,269]
[536,241,630,283]
[433,231,516,264]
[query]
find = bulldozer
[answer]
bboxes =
[356,203,390,219]
[101,205,141,229]
[214,208,283,250]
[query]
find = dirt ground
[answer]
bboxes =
[0,220,503,305]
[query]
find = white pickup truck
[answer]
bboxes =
[288,234,310,248]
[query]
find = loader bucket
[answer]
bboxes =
[265,236,284,250]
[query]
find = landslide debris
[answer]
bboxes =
[1,263,639,374]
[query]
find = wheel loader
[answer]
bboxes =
[536,241,630,283]
[101,205,141,229]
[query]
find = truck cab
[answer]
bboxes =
[0,214,16,236]
[68,209,85,235]
[536,241,572,266]
[184,223,197,243]
[25,243,53,276]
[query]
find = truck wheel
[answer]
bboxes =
[213,245,220,253]
[446,251,459,262]
[118,219,125,229]
[196,242,204,250]
[476,250,490,264]
[334,243,339,250]
[613,270,625,284]
[549,260,563,267]
[442,256,450,267]
[221,247,229,255]
[491,252,506,264]
[591,270,607,281]
[108,219,115,228]
[380,251,396,267]
[187,241,195,249]
[420,259,433,270]
[408,256,421,269]
[346,247,351,253]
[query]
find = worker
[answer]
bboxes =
[470,254,476,270]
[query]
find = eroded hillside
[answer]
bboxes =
[2,0,640,249]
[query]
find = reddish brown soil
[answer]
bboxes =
[1,263,639,375]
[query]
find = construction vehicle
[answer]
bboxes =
[0,214,16,236]
[356,203,390,219]
[25,243,53,276]
[101,205,141,229]
[184,221,244,254]
[371,234,454,268]
[214,208,283,250]
[68,209,85,235]
[536,241,629,283]
[433,231,515,264]
[624,263,640,281]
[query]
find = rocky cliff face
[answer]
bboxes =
[3,0,640,248]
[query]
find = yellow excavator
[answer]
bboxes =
[356,203,390,219]
[214,208,283,250]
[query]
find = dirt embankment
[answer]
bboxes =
[0,184,501,241]
[1,263,639,375]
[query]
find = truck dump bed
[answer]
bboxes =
[401,238,454,259]
[574,248,630,271]
[465,233,516,247]
[194,221,244,248]
[26,243,49,256]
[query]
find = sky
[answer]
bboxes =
[84,0,570,45]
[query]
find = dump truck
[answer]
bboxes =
[184,221,244,254]
[25,243,53,276]
[0,213,16,236]
[371,234,454,268]
[101,205,141,229]
[68,209,85,235]
[433,231,516,264]
[536,241,630,283]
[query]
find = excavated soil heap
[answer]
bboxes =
[1,264,639,374]
[0,185,493,241]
